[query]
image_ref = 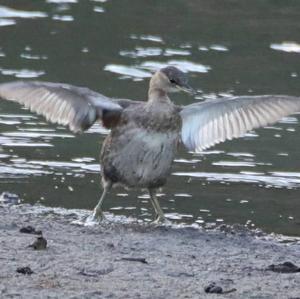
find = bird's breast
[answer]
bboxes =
[101,127,180,188]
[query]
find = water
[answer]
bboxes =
[0,0,300,236]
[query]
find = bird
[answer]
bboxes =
[0,66,300,223]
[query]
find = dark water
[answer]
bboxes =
[0,0,300,236]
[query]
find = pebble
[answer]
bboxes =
[204,283,223,294]
[16,266,34,275]
[29,236,47,250]
[20,226,42,235]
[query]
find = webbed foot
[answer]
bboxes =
[85,209,106,225]
[152,214,166,224]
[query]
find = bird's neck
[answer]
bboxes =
[148,87,171,104]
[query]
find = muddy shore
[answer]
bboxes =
[0,203,299,299]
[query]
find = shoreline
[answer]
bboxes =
[1,203,300,299]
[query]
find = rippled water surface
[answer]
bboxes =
[0,0,300,236]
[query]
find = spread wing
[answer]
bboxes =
[180,95,300,152]
[0,81,140,133]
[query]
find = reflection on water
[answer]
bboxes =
[104,64,151,79]
[270,42,300,54]
[52,15,74,22]
[140,60,211,73]
[173,171,300,189]
[0,0,300,236]
[0,68,45,78]
[46,0,78,3]
[130,34,164,43]
[0,5,47,20]
[104,60,210,80]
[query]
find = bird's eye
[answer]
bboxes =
[170,79,176,84]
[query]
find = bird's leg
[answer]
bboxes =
[148,188,165,223]
[91,185,110,221]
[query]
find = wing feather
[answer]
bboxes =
[180,95,300,152]
[0,81,133,132]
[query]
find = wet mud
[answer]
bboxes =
[0,203,299,299]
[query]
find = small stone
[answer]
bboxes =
[20,226,42,235]
[204,282,223,294]
[29,236,47,250]
[16,266,34,275]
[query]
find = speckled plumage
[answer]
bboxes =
[101,100,181,189]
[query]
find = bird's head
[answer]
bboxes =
[149,66,195,96]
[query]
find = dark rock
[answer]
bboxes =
[204,282,237,294]
[204,283,223,294]
[16,266,34,275]
[266,261,300,273]
[20,226,42,235]
[29,236,47,250]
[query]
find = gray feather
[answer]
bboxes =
[180,95,300,152]
[0,81,129,132]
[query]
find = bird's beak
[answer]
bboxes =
[177,83,197,96]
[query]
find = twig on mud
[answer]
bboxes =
[119,257,148,264]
